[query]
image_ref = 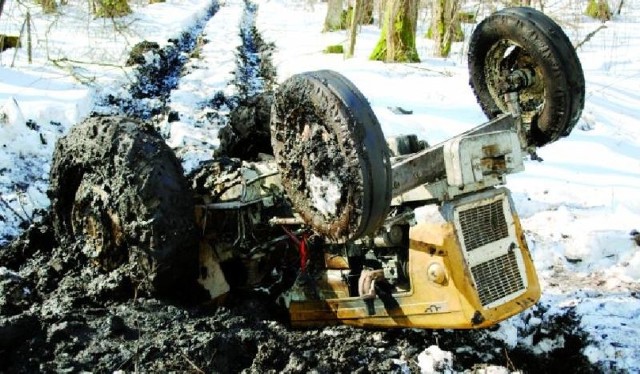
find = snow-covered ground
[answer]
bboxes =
[1,0,639,371]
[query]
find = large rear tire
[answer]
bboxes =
[49,115,200,299]
[468,7,585,147]
[270,70,392,243]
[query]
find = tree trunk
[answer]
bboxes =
[432,0,460,57]
[41,0,57,13]
[26,12,32,63]
[94,0,132,18]
[0,0,6,21]
[324,0,343,32]
[377,0,385,27]
[346,0,364,57]
[362,0,374,24]
[369,0,420,63]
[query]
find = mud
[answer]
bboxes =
[233,0,277,100]
[101,2,220,119]
[271,74,364,242]
[0,1,603,372]
[217,0,277,160]
[270,71,392,244]
[217,92,274,160]
[0,217,599,373]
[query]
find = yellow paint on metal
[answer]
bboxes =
[290,212,540,329]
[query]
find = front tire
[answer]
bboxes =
[468,7,585,147]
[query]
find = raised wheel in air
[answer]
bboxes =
[468,7,585,147]
[270,70,392,243]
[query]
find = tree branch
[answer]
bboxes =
[574,24,607,50]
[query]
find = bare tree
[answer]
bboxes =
[370,0,420,62]
[346,0,364,57]
[94,0,132,18]
[39,0,58,13]
[324,0,343,31]
[585,0,612,22]
[431,0,461,57]
[0,0,6,20]
[343,0,375,57]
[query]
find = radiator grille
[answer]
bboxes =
[459,200,508,251]
[471,250,524,306]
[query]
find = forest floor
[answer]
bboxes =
[1,0,638,372]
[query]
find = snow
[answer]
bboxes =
[417,345,454,374]
[309,173,342,218]
[2,0,640,371]
[163,0,244,171]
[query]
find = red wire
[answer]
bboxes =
[281,226,308,272]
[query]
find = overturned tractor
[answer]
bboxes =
[48,8,584,329]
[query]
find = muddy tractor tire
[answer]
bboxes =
[271,70,392,243]
[468,7,585,147]
[49,116,200,299]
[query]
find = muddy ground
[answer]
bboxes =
[0,0,604,372]
[0,217,598,373]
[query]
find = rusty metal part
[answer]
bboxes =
[324,253,350,269]
[270,70,392,243]
[503,68,535,93]
[268,216,304,226]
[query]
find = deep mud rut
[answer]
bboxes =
[0,218,597,373]
[0,213,597,373]
[0,1,603,372]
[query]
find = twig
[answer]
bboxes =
[504,347,517,372]
[181,353,205,374]
[50,56,125,69]
[402,63,453,77]
[574,24,607,50]
[11,12,28,67]
[16,190,33,225]
[49,58,98,85]
[50,57,133,86]
[0,195,28,224]
[617,0,624,15]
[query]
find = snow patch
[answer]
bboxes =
[417,345,454,374]
[309,173,342,218]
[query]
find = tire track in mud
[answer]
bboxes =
[99,1,220,119]
[233,0,277,102]
[0,1,602,372]
[99,0,277,168]
[213,0,277,160]
[127,0,277,129]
